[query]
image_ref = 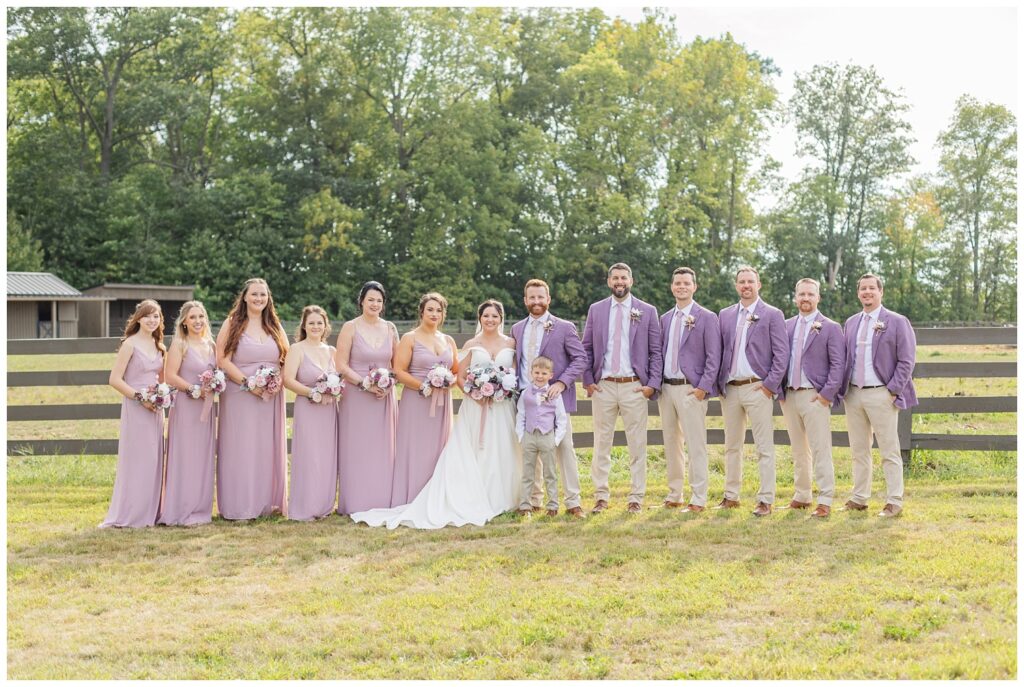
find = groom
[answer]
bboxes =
[511,279,589,519]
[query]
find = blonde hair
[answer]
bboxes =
[531,356,554,372]
[172,300,214,353]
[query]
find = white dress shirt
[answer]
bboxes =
[518,312,551,389]
[663,301,694,379]
[788,310,818,388]
[854,306,884,387]
[601,295,636,378]
[730,298,761,381]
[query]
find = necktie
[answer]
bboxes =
[792,317,808,387]
[729,307,747,377]
[527,318,541,369]
[669,310,683,377]
[611,303,624,374]
[855,314,870,387]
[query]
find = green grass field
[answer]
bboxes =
[6,344,1017,678]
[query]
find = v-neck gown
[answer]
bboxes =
[158,346,217,526]
[391,341,454,506]
[288,352,340,520]
[337,328,397,514]
[101,347,165,528]
[216,332,287,519]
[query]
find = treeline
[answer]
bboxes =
[7,8,1017,322]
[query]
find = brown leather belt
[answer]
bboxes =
[663,377,689,386]
[786,386,814,392]
[603,376,640,383]
[852,384,885,389]
[727,377,760,386]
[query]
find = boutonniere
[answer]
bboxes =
[810,321,823,333]
[746,312,760,324]
[629,307,642,324]
[684,314,696,330]
[542,320,554,333]
[873,321,886,334]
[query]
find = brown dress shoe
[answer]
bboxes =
[810,504,831,518]
[840,500,868,512]
[878,503,903,518]
[713,498,740,509]
[566,506,586,519]
[626,502,642,514]
[685,504,705,513]
[752,501,772,517]
[531,506,544,513]
[545,509,558,517]
[782,499,812,510]
[516,508,532,516]
[663,501,685,508]
[591,499,609,514]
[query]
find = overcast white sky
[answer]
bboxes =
[602,4,1018,185]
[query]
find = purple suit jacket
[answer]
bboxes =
[659,302,721,397]
[842,306,918,409]
[717,299,789,396]
[780,312,846,406]
[510,313,588,413]
[581,295,663,393]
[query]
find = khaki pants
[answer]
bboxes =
[658,383,709,506]
[844,386,904,506]
[591,379,649,504]
[530,415,581,509]
[520,430,559,511]
[721,383,776,504]
[780,388,835,505]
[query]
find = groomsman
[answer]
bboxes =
[778,278,845,519]
[582,263,663,514]
[716,266,789,516]
[658,267,721,512]
[511,279,589,518]
[840,273,917,518]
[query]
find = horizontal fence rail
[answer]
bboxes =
[6,327,1018,456]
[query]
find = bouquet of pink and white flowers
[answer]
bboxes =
[240,365,282,400]
[138,382,176,410]
[463,363,518,402]
[419,363,456,398]
[189,368,227,400]
[360,367,394,393]
[309,371,345,404]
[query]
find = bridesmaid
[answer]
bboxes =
[283,305,339,520]
[101,299,166,528]
[335,281,400,514]
[391,292,458,506]
[215,278,289,520]
[159,300,216,526]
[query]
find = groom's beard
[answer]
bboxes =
[611,286,630,299]
[529,303,548,316]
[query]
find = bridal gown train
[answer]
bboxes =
[350,347,521,529]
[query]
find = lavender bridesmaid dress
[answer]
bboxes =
[337,328,397,514]
[100,348,165,528]
[217,333,287,519]
[158,346,216,526]
[288,352,339,520]
[391,341,454,506]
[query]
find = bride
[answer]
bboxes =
[350,299,521,528]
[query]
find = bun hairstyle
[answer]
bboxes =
[222,278,288,366]
[171,300,214,353]
[417,292,448,324]
[357,281,387,310]
[477,299,504,322]
[295,305,332,343]
[118,299,166,355]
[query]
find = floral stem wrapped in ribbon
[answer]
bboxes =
[189,368,227,421]
[419,363,456,417]
[462,362,519,448]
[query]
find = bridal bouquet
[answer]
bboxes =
[463,363,518,402]
[189,368,227,400]
[309,371,345,404]
[241,365,283,400]
[419,363,456,398]
[360,367,395,393]
[137,382,176,410]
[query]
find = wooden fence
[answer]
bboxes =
[7,327,1017,458]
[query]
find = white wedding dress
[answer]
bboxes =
[350,346,522,529]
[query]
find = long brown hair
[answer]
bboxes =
[222,278,288,365]
[417,292,448,326]
[118,299,166,356]
[294,305,332,343]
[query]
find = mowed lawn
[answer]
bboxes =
[6,343,1018,678]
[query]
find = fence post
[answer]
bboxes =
[898,407,913,466]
